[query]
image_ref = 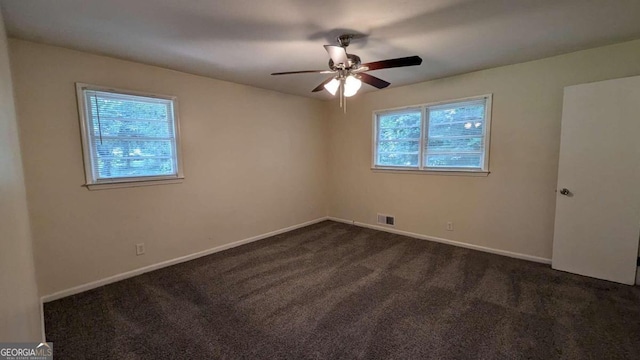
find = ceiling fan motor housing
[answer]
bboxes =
[328,54,361,71]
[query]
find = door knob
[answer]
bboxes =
[559,188,570,196]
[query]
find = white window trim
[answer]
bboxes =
[371,94,492,176]
[76,83,185,190]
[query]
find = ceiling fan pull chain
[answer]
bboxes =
[343,81,347,113]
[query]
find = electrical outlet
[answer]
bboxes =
[446,222,454,231]
[135,243,145,256]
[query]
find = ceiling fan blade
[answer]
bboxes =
[359,73,390,89]
[361,56,422,71]
[312,77,335,92]
[271,70,334,75]
[324,45,349,66]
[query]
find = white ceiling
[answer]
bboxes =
[2,0,640,99]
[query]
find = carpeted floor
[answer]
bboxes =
[45,221,640,359]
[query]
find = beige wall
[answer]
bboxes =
[10,39,328,296]
[0,14,41,340]
[328,39,640,260]
[9,36,640,298]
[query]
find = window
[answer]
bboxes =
[373,95,491,174]
[76,84,184,189]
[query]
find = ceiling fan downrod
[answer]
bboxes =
[337,34,353,48]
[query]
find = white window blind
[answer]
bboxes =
[426,99,487,169]
[375,108,422,167]
[373,95,491,173]
[77,84,183,187]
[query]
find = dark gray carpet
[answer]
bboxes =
[45,221,640,359]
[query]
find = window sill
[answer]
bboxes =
[85,177,184,190]
[371,167,489,177]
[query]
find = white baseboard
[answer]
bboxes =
[328,217,355,225]
[327,216,552,264]
[41,216,329,303]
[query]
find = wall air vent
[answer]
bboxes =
[377,214,395,226]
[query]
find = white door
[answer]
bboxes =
[552,75,640,285]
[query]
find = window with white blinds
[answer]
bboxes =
[373,95,491,173]
[76,84,183,188]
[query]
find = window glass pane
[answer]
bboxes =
[429,102,485,124]
[95,140,174,158]
[378,111,421,128]
[378,127,421,140]
[426,154,483,168]
[378,140,420,153]
[91,118,173,138]
[428,122,483,137]
[426,100,486,169]
[378,153,419,167]
[427,137,483,152]
[89,95,168,121]
[89,97,173,138]
[376,110,421,167]
[96,157,175,179]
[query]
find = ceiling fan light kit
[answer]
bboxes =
[324,78,340,96]
[271,34,423,112]
[343,75,362,97]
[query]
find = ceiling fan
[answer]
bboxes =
[271,34,423,110]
